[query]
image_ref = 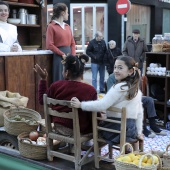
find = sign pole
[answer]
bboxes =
[121,14,124,51]
[116,0,131,50]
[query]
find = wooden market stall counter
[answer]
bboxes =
[0,50,53,117]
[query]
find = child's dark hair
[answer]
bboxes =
[0,1,10,11]
[63,54,89,79]
[51,3,67,20]
[116,55,140,100]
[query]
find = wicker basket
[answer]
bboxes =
[18,131,47,160]
[162,144,170,168]
[114,143,160,170]
[4,107,41,136]
[152,44,163,52]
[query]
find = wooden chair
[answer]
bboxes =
[92,106,144,169]
[43,94,94,170]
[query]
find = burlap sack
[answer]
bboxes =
[0,91,29,126]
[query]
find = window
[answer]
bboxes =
[70,3,108,52]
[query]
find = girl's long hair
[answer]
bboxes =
[116,55,140,100]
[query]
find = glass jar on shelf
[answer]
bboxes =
[152,34,164,44]
[164,33,170,43]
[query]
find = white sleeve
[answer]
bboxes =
[81,83,128,112]
[135,95,143,135]
[0,43,10,52]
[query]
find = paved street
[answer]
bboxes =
[83,68,109,93]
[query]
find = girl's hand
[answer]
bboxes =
[33,64,48,80]
[137,134,144,140]
[71,97,81,108]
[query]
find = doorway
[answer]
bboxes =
[70,3,108,52]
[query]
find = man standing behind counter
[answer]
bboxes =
[122,29,148,72]
[86,31,107,93]
[0,1,22,52]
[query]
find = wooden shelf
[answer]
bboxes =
[146,52,170,125]
[15,24,41,27]
[147,75,166,78]
[4,1,39,7]
[4,0,47,49]
[154,100,165,105]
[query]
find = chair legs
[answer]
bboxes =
[94,142,100,169]
[131,140,144,152]
[47,138,54,161]
[109,145,113,159]
[132,142,139,151]
[74,143,82,170]
[47,154,53,161]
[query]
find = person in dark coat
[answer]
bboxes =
[122,29,148,72]
[86,31,107,93]
[104,40,122,75]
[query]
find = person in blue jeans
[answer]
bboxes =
[86,31,107,93]
[107,73,167,138]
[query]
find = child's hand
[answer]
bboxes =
[33,64,48,80]
[71,97,81,108]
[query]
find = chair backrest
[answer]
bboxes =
[92,106,126,152]
[43,94,81,139]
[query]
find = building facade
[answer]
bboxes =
[51,0,170,49]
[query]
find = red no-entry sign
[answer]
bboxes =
[116,0,131,15]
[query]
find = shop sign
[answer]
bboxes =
[159,0,170,3]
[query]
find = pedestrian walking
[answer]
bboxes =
[122,29,148,73]
[86,31,107,93]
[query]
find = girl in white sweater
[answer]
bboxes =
[71,55,144,144]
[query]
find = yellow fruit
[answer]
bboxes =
[133,159,139,166]
[142,156,148,163]
[128,153,135,160]
[153,155,158,164]
[141,162,146,166]
[133,156,140,162]
[147,158,152,164]
[122,156,132,163]
[136,154,141,158]
[117,157,123,161]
